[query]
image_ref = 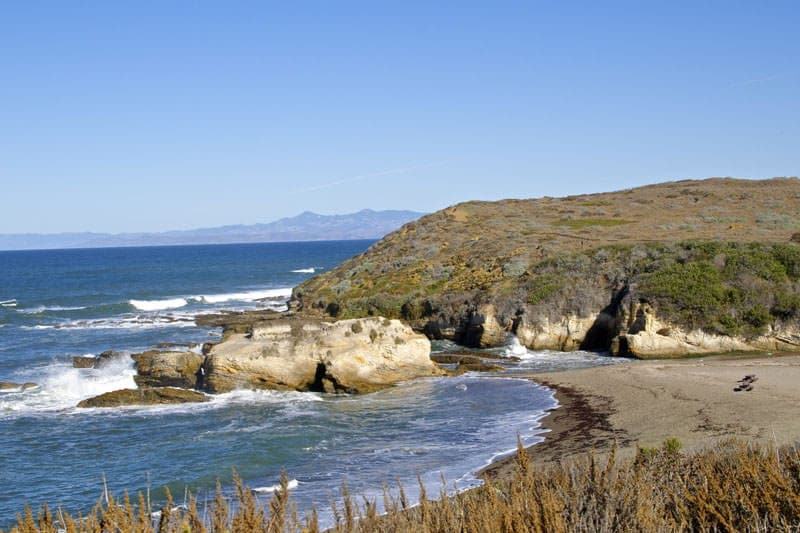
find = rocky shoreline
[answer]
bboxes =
[69,313,452,408]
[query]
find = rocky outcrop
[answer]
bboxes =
[72,356,97,368]
[132,350,205,389]
[203,317,441,394]
[77,387,208,408]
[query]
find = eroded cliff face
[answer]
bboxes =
[448,297,800,359]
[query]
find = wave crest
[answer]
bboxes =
[129,298,189,311]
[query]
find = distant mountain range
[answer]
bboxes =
[0,209,425,251]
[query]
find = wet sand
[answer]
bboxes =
[483,353,800,479]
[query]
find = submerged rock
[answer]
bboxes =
[77,387,208,408]
[132,350,205,389]
[95,350,128,368]
[0,381,38,391]
[204,316,442,394]
[430,353,485,365]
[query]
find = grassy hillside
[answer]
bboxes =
[293,178,800,347]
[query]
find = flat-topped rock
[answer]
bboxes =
[203,316,442,394]
[77,387,208,408]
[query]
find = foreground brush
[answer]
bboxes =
[6,439,800,532]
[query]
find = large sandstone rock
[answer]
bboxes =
[77,387,208,408]
[203,317,441,394]
[132,350,205,389]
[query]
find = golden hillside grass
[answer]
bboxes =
[6,439,800,532]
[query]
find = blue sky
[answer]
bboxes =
[1,1,797,233]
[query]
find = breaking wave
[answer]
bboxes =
[129,298,189,311]
[129,288,292,311]
[0,357,137,416]
[17,305,88,314]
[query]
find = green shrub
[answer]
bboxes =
[639,261,725,327]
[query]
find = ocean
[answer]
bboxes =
[0,241,619,525]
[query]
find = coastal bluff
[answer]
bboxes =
[292,177,800,358]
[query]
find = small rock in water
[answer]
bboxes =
[77,387,209,408]
[95,350,128,368]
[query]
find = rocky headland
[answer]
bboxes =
[76,177,800,407]
[292,177,800,358]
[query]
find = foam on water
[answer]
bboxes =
[500,335,623,372]
[22,314,197,330]
[504,335,530,357]
[129,298,189,311]
[252,479,299,493]
[128,288,292,311]
[0,357,137,417]
[0,299,17,307]
[17,305,88,314]
[291,267,316,273]
[193,288,292,304]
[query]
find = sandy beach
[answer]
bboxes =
[484,353,800,479]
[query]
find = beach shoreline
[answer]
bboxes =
[482,352,800,480]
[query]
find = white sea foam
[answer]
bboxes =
[252,479,299,493]
[129,298,189,311]
[0,299,17,307]
[127,288,292,311]
[193,288,292,304]
[22,314,196,331]
[503,336,530,357]
[17,305,87,314]
[0,357,137,416]
[291,267,316,273]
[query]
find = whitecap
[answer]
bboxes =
[21,314,196,331]
[503,336,530,358]
[252,479,299,493]
[129,298,189,311]
[0,299,17,307]
[17,305,87,314]
[0,357,137,416]
[291,268,315,273]
[193,288,292,304]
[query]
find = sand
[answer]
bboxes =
[483,353,800,479]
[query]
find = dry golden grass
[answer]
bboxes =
[6,439,800,532]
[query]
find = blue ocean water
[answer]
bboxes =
[0,241,617,526]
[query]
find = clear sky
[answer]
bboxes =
[1,1,798,233]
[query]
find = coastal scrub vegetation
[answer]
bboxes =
[6,439,800,532]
